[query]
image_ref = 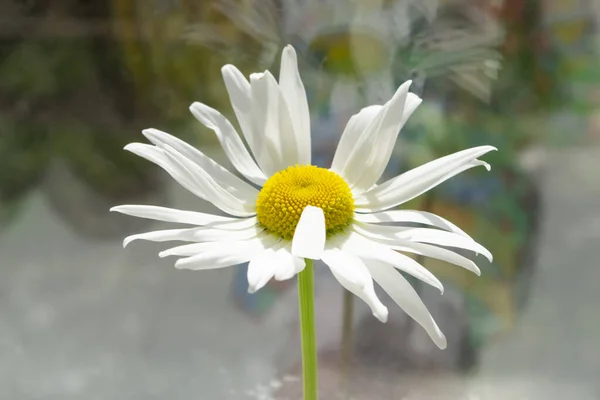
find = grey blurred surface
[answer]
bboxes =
[1,146,599,399]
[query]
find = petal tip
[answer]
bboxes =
[437,335,448,350]
[375,307,389,323]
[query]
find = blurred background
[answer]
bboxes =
[1,0,599,399]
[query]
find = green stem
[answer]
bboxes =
[298,259,318,400]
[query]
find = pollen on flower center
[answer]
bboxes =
[256,165,355,239]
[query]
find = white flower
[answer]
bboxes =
[111,45,495,349]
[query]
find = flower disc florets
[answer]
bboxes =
[256,165,355,239]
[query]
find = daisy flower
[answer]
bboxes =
[111,45,494,349]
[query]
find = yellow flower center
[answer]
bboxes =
[256,165,355,239]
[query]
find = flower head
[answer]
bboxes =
[112,45,495,349]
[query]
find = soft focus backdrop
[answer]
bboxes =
[1,0,599,399]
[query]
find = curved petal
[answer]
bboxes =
[336,232,443,292]
[161,145,256,217]
[330,105,381,175]
[173,235,280,270]
[124,143,207,201]
[291,206,325,260]
[355,145,497,211]
[220,65,260,157]
[193,224,263,242]
[142,128,260,198]
[123,228,200,247]
[186,106,267,186]
[354,209,472,239]
[279,45,311,165]
[159,242,215,258]
[109,205,240,225]
[364,235,481,275]
[247,245,283,293]
[334,81,420,193]
[274,245,306,281]
[322,249,388,322]
[354,223,492,262]
[367,261,447,349]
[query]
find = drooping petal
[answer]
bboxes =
[322,249,388,322]
[123,228,201,247]
[274,245,306,281]
[109,205,240,225]
[161,145,256,217]
[291,206,326,260]
[334,81,421,193]
[186,105,267,186]
[279,45,311,165]
[247,246,282,293]
[336,232,444,292]
[173,235,280,270]
[367,260,447,349]
[363,235,481,275]
[354,223,492,262]
[353,209,472,239]
[355,145,496,211]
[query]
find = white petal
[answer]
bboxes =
[355,145,497,211]
[291,206,326,260]
[161,145,256,217]
[124,143,206,200]
[173,235,280,270]
[220,65,262,160]
[400,228,493,262]
[366,237,481,275]
[123,228,200,247]
[331,105,381,175]
[336,81,417,193]
[337,232,444,292]
[159,226,263,257]
[250,70,301,174]
[322,249,388,322]
[142,128,259,199]
[355,223,492,262]
[321,248,371,287]
[160,242,215,258]
[274,245,306,281]
[247,246,282,293]
[193,224,263,241]
[110,205,239,225]
[354,210,472,239]
[279,45,311,165]
[198,216,259,231]
[186,105,267,186]
[367,261,447,349]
